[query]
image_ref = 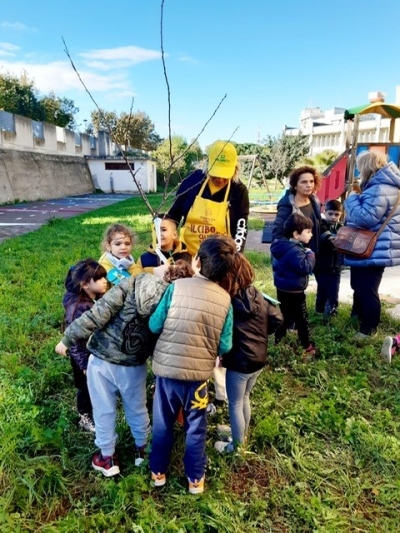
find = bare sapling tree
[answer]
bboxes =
[156,0,241,213]
[63,0,239,229]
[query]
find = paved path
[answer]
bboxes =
[0,194,134,243]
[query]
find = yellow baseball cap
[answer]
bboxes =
[207,141,238,179]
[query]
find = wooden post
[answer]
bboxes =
[346,114,360,197]
[389,117,395,142]
[257,155,270,192]
[247,154,257,189]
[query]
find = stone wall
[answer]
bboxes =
[0,149,94,204]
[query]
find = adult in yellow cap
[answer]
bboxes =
[168,140,249,257]
[168,141,249,411]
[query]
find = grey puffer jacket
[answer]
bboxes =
[62,273,168,366]
[151,276,231,381]
[343,162,400,267]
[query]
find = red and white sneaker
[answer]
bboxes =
[92,452,120,477]
[303,344,316,361]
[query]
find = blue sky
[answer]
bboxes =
[1,0,400,149]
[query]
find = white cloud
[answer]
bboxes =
[1,21,37,32]
[179,55,197,63]
[0,44,161,102]
[79,45,162,70]
[0,60,131,93]
[0,42,19,57]
[114,90,136,98]
[0,42,20,51]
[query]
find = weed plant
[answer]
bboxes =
[1,195,400,532]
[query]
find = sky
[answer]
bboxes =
[1,0,400,149]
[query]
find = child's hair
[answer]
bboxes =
[197,235,238,294]
[325,199,343,212]
[163,259,194,283]
[101,223,136,251]
[65,258,107,295]
[155,213,179,228]
[225,253,255,297]
[283,213,313,238]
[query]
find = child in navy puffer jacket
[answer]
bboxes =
[271,213,316,357]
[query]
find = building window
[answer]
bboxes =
[105,162,134,171]
[32,121,44,140]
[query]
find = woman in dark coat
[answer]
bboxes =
[272,165,322,253]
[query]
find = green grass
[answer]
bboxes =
[1,194,400,532]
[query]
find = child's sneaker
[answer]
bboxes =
[216,424,232,442]
[354,331,376,342]
[134,445,146,466]
[151,472,166,487]
[207,399,226,416]
[206,403,217,416]
[381,336,397,364]
[79,413,95,433]
[303,344,316,361]
[92,452,120,477]
[214,441,234,453]
[187,476,205,494]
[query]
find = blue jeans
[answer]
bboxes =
[150,376,208,480]
[226,368,263,448]
[87,355,150,457]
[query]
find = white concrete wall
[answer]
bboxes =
[0,149,94,204]
[86,159,157,193]
[0,112,105,157]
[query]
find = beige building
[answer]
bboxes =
[284,89,400,155]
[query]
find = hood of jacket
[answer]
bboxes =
[146,239,187,257]
[270,237,304,259]
[362,162,400,192]
[62,291,77,311]
[232,285,263,320]
[62,291,94,324]
[135,272,169,316]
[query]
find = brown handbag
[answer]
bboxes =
[334,191,400,259]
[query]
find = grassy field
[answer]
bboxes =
[1,195,400,532]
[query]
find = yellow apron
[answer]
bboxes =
[181,177,231,256]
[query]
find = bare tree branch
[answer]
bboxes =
[160,0,172,162]
[125,97,135,150]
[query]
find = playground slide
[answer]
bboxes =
[317,150,349,205]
